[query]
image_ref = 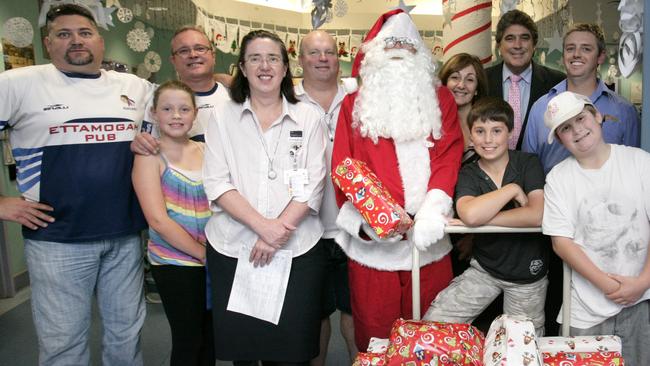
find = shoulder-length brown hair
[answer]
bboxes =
[438,53,488,105]
[230,30,298,104]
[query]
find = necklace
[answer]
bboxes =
[254,117,284,180]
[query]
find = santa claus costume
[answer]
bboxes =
[332,9,464,350]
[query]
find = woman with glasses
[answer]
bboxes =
[202,30,327,366]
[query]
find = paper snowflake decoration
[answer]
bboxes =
[132,4,143,16]
[134,21,145,30]
[136,63,151,79]
[127,28,151,52]
[146,27,155,39]
[334,0,348,17]
[3,17,34,48]
[116,8,133,23]
[144,51,161,72]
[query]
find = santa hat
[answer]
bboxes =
[342,9,422,93]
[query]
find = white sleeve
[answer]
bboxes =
[295,108,326,212]
[202,108,237,212]
[542,168,575,238]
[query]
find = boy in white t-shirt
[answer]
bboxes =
[542,91,650,365]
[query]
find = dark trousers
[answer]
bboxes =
[151,264,215,366]
[233,362,309,366]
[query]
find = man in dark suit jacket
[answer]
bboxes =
[485,9,565,150]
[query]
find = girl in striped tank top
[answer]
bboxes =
[132,80,214,365]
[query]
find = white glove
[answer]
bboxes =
[412,217,446,251]
[362,223,403,243]
[412,189,452,251]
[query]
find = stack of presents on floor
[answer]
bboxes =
[353,315,624,366]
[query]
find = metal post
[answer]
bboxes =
[562,262,572,336]
[411,245,421,320]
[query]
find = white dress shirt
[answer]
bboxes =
[203,96,327,258]
[294,81,347,239]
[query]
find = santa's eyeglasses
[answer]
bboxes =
[383,36,415,49]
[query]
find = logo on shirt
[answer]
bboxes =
[198,103,213,110]
[529,259,544,276]
[120,95,137,110]
[48,119,138,143]
[43,104,70,111]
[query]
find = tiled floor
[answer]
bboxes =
[0,289,351,366]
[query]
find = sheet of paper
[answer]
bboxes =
[226,244,292,325]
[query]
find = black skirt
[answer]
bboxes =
[207,242,326,362]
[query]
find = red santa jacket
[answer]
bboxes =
[330,85,463,270]
[332,85,463,211]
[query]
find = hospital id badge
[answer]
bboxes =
[284,169,308,197]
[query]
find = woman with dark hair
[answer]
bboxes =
[202,30,328,366]
[439,53,488,164]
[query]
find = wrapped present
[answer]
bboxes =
[542,351,624,365]
[483,314,542,366]
[384,318,484,365]
[538,335,621,353]
[368,337,390,354]
[332,158,413,238]
[353,352,386,366]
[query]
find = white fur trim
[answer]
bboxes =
[335,231,452,271]
[412,189,453,250]
[395,140,431,214]
[342,77,358,93]
[335,201,365,240]
[333,191,453,270]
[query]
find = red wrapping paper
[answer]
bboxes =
[542,351,624,365]
[332,157,413,238]
[385,318,484,365]
[353,352,387,366]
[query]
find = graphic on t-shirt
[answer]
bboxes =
[529,259,544,275]
[575,192,644,273]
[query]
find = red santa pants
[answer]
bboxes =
[348,254,453,351]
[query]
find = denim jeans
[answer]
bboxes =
[25,235,145,366]
[571,300,650,366]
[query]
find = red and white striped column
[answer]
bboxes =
[442,0,493,64]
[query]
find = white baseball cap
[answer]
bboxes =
[544,91,595,144]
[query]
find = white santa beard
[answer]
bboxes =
[353,43,442,143]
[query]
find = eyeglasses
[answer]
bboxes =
[383,36,415,49]
[172,45,212,57]
[245,54,283,66]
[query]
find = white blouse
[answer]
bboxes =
[203,96,327,258]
